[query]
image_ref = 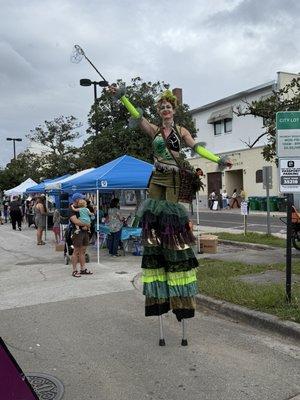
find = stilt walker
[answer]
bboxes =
[71,45,233,345]
[110,86,233,346]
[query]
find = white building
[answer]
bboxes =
[188,71,300,207]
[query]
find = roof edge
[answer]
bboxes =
[191,80,275,114]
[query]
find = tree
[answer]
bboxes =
[235,77,300,161]
[26,116,82,177]
[81,77,197,167]
[0,150,44,192]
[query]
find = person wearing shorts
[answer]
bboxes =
[69,193,93,278]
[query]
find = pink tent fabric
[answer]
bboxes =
[0,337,38,399]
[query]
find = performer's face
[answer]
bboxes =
[158,101,175,121]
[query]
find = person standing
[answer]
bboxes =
[230,188,240,209]
[3,198,9,223]
[9,196,23,231]
[222,190,229,210]
[52,206,61,244]
[107,198,123,257]
[108,83,233,334]
[240,187,247,201]
[34,196,47,244]
[69,193,93,278]
[209,190,216,210]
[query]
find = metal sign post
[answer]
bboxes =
[196,193,203,254]
[276,111,300,303]
[263,166,272,235]
[286,193,293,302]
[240,201,248,235]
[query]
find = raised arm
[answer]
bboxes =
[181,127,233,169]
[108,85,157,138]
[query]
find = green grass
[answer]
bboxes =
[211,231,286,248]
[197,259,300,323]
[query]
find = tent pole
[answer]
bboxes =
[97,189,100,264]
[45,193,48,241]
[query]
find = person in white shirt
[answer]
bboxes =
[221,190,229,209]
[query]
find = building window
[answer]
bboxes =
[256,169,263,183]
[224,118,232,133]
[214,121,222,135]
[213,118,232,136]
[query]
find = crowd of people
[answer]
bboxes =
[208,188,247,210]
[0,192,127,278]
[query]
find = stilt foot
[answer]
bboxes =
[181,339,188,346]
[159,339,166,346]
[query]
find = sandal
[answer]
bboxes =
[37,242,46,245]
[72,271,81,278]
[80,269,93,275]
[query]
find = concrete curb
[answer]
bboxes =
[133,273,300,342]
[196,294,300,341]
[218,239,278,250]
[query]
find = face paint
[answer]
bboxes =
[159,104,173,111]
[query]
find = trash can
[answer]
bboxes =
[277,197,287,212]
[269,197,279,212]
[258,197,267,211]
[249,197,259,211]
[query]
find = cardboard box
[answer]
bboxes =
[199,235,218,253]
[55,243,65,252]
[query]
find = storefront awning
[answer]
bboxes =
[207,106,233,124]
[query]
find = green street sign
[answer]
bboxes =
[276,111,300,157]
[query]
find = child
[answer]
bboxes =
[52,206,61,244]
[71,199,94,234]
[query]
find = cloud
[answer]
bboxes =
[0,0,300,168]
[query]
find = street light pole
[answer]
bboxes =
[93,82,97,104]
[79,78,107,104]
[6,137,22,160]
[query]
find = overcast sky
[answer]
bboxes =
[1,0,300,167]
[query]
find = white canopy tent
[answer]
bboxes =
[44,168,94,191]
[4,178,38,196]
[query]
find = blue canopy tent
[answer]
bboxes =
[26,174,70,194]
[61,155,153,192]
[61,155,153,264]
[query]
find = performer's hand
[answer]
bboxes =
[106,83,126,99]
[226,159,233,169]
[106,84,117,95]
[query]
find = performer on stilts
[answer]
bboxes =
[108,84,233,346]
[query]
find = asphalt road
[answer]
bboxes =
[0,224,299,400]
[189,209,286,234]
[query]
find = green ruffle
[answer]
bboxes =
[143,281,169,298]
[143,281,198,298]
[137,198,189,223]
[142,255,198,272]
[143,246,196,261]
[142,267,197,283]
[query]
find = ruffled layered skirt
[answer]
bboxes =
[138,199,198,321]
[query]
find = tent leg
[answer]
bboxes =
[97,189,100,264]
[45,193,48,241]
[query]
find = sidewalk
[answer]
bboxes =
[0,223,298,341]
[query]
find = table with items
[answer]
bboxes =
[96,224,143,255]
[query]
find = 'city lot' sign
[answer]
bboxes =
[276,111,300,158]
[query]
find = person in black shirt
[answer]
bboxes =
[9,196,23,231]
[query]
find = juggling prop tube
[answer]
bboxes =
[193,143,220,163]
[120,96,141,119]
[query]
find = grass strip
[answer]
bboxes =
[197,259,300,323]
[210,231,286,248]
